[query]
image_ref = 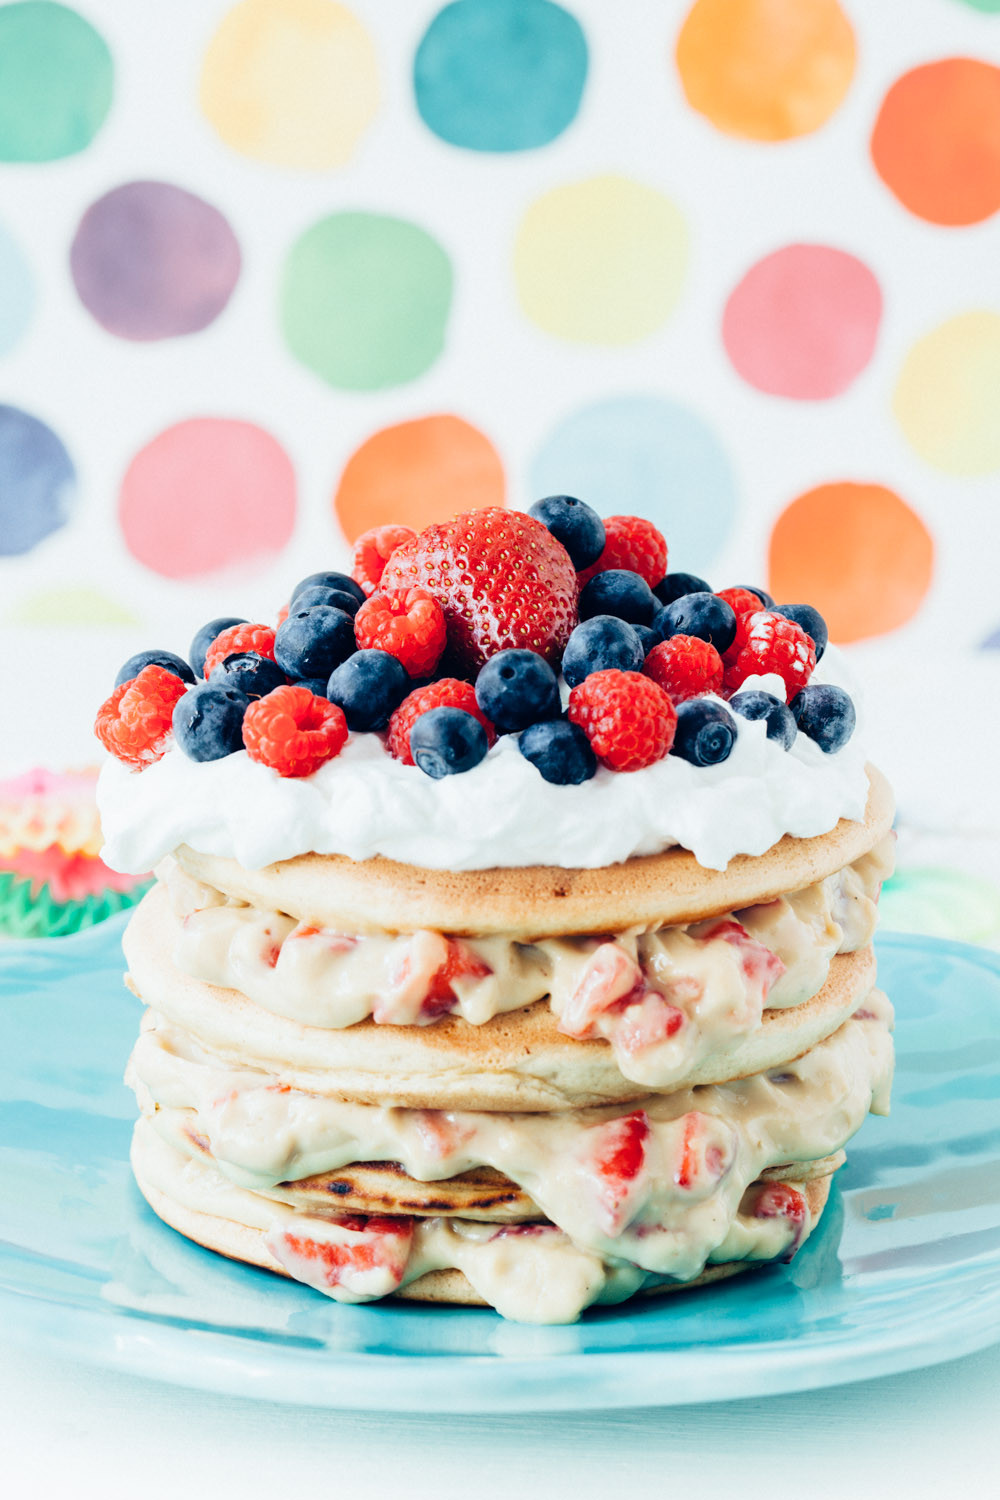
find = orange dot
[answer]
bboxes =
[871,59,1000,227]
[333,415,505,543]
[768,482,934,642]
[675,0,855,142]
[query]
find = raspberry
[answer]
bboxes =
[354,587,447,678]
[94,664,188,769]
[729,611,816,703]
[352,524,417,598]
[576,515,668,589]
[387,679,496,766]
[203,623,277,679]
[379,508,577,674]
[275,603,289,628]
[242,685,348,777]
[714,588,764,671]
[568,669,677,772]
[643,635,723,704]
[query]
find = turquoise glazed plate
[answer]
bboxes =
[1,918,998,1411]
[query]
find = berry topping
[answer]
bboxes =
[242,686,348,778]
[656,591,737,655]
[203,623,277,679]
[380,508,578,674]
[326,649,410,731]
[632,623,659,657]
[410,707,489,779]
[274,605,356,681]
[475,649,561,733]
[518,719,597,785]
[114,649,194,690]
[351,524,417,598]
[354,587,447,678]
[653,571,711,608]
[730,611,816,703]
[387,679,496,766]
[735,584,775,608]
[671,699,738,766]
[577,514,668,589]
[529,494,605,570]
[790,683,856,753]
[209,653,287,699]
[290,571,365,608]
[643,635,723,704]
[568,670,677,772]
[190,617,246,678]
[173,683,250,762]
[562,616,645,688]
[716,586,768,623]
[578,568,658,626]
[94,664,188,769]
[293,584,362,618]
[773,602,828,661]
[729,690,796,749]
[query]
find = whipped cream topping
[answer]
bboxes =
[97,650,869,874]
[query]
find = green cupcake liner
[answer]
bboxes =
[0,870,152,939]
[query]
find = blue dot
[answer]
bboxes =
[530,396,738,575]
[0,220,34,355]
[414,0,588,152]
[0,405,76,556]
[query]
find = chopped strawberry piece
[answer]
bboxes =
[267,1215,414,1299]
[422,940,492,1019]
[588,1110,651,1234]
[675,1114,700,1190]
[752,1182,806,1224]
[614,991,688,1056]
[701,919,785,999]
[414,1110,473,1160]
[558,943,644,1038]
[263,937,280,968]
[379,932,491,1024]
[490,1223,556,1240]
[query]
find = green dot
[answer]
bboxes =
[281,213,452,391]
[880,868,1000,947]
[0,3,113,162]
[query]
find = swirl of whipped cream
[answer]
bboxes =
[97,649,870,875]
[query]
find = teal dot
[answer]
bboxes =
[281,213,452,391]
[0,221,34,354]
[951,0,1000,13]
[414,0,588,152]
[880,868,1000,946]
[0,3,113,162]
[530,396,737,575]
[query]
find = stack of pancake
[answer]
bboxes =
[124,766,894,1324]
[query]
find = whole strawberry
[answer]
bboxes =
[379,508,577,675]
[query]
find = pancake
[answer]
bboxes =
[173,764,893,939]
[124,886,877,1110]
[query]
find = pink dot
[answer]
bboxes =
[119,419,295,579]
[722,244,882,400]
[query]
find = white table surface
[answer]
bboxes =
[2,1335,997,1500]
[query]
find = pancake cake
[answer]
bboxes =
[96,500,895,1324]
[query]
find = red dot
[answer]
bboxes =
[723,244,881,399]
[119,419,295,578]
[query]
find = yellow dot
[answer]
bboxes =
[200,0,378,171]
[514,174,688,345]
[893,311,1000,476]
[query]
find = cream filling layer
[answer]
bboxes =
[128,991,893,1281]
[133,1120,829,1324]
[161,836,892,1091]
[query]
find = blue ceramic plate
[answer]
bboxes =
[1,918,998,1411]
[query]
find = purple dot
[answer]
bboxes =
[70,181,241,341]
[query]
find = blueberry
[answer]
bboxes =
[172,683,250,762]
[475,649,561,733]
[529,495,605,570]
[773,603,828,661]
[578,569,657,626]
[326,649,410,730]
[790,684,856,753]
[209,652,287,699]
[518,719,597,785]
[632,623,659,659]
[190,617,246,678]
[295,678,331,697]
[562,616,645,688]
[653,572,711,608]
[274,606,356,680]
[655,591,737,654]
[735,584,775,608]
[114,649,195,689]
[290,571,365,608]
[671,699,737,767]
[410,707,488,778]
[729,690,796,750]
[293,584,362,618]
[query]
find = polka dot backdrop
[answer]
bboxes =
[0,0,999,934]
